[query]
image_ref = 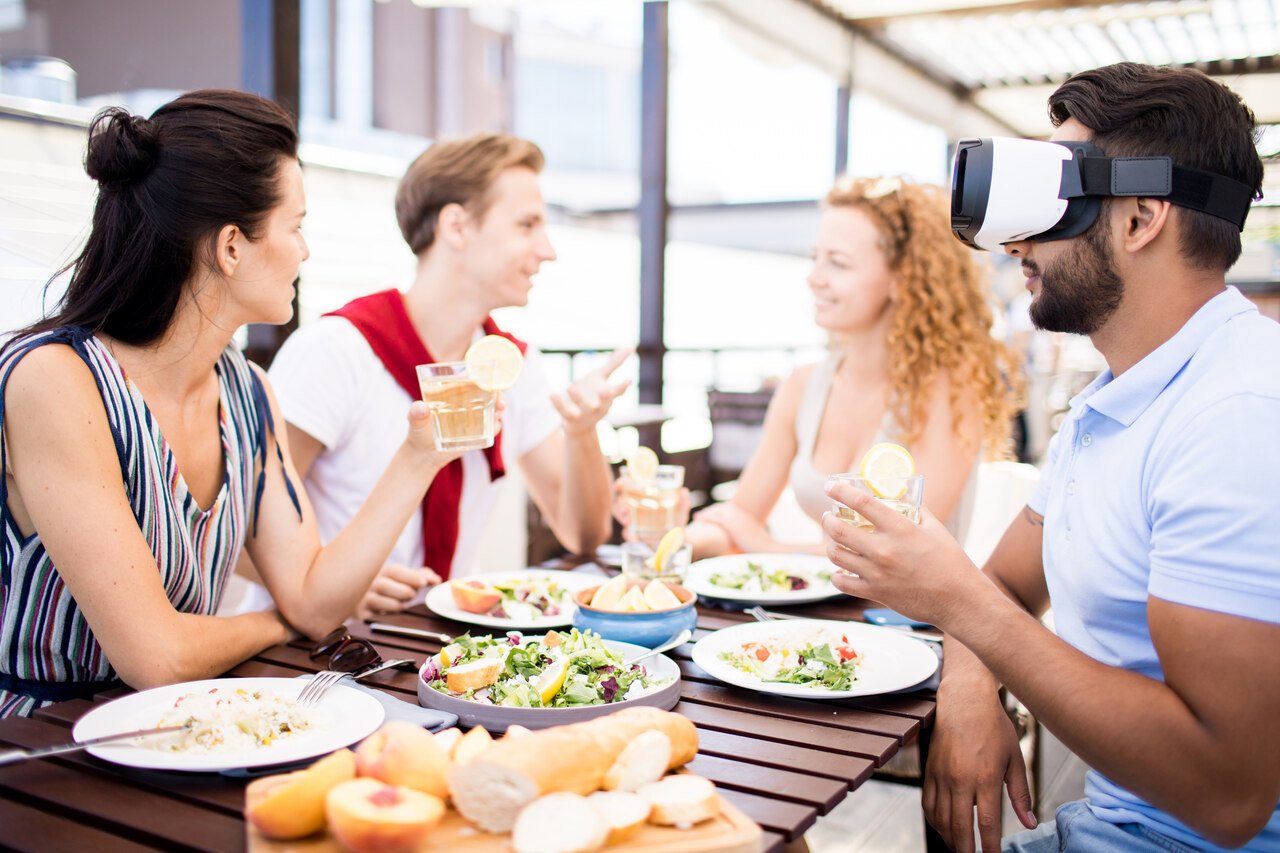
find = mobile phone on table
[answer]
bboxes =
[863,608,935,629]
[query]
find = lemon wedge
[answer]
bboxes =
[590,573,629,610]
[651,526,685,575]
[616,586,649,613]
[535,658,569,705]
[643,579,682,611]
[464,334,524,391]
[858,442,915,499]
[626,446,659,485]
[439,643,463,669]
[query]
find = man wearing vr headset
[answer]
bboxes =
[823,63,1278,852]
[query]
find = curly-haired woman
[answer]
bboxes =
[687,175,1020,558]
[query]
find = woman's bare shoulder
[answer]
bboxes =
[3,341,102,408]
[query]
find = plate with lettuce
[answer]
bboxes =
[415,628,680,731]
[683,553,841,604]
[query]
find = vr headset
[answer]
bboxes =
[950,137,1257,252]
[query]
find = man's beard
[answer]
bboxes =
[1028,220,1124,335]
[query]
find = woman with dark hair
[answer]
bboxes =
[0,90,458,717]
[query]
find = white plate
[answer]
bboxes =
[425,570,600,630]
[71,677,384,772]
[691,619,939,699]
[683,553,842,605]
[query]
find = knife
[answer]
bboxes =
[0,724,188,766]
[368,623,453,644]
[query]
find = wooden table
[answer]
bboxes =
[0,565,940,853]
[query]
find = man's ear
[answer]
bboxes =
[1119,196,1173,255]
[437,203,470,251]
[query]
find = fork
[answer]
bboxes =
[297,658,415,708]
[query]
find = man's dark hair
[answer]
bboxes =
[1048,62,1262,272]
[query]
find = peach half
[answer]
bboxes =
[244,748,357,839]
[325,778,445,853]
[355,720,451,799]
[450,578,502,613]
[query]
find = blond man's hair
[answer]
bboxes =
[395,132,545,255]
[826,175,1022,458]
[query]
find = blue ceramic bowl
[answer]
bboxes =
[572,581,698,648]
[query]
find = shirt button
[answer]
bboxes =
[1068,480,1076,495]
[1081,433,1093,447]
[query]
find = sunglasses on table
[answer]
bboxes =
[310,628,417,674]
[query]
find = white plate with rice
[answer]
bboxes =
[71,677,384,772]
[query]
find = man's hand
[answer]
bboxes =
[821,479,983,627]
[552,348,632,438]
[355,563,442,621]
[924,684,1037,852]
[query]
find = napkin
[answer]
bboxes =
[290,674,457,732]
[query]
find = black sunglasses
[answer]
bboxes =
[310,628,385,673]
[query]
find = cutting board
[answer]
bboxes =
[247,793,762,853]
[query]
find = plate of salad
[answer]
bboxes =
[683,554,841,604]
[691,619,938,698]
[415,628,681,731]
[424,570,599,629]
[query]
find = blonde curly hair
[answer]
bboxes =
[826,175,1021,458]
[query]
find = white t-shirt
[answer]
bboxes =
[267,315,561,578]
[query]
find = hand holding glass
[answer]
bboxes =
[828,473,924,530]
[417,361,497,451]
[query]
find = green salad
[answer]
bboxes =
[718,630,861,691]
[709,560,832,594]
[420,628,669,708]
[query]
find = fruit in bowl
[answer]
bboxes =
[573,579,698,647]
[450,578,502,613]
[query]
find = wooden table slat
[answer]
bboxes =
[714,787,818,840]
[695,728,875,786]
[0,797,164,853]
[677,701,900,764]
[684,754,849,814]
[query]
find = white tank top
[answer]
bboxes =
[787,354,977,542]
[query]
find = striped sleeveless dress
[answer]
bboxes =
[0,327,298,717]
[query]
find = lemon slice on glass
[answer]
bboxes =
[858,442,915,499]
[626,446,659,485]
[464,335,524,391]
[651,526,685,574]
[535,657,569,705]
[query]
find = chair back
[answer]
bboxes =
[963,460,1041,565]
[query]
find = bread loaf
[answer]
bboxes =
[511,792,607,853]
[448,707,697,832]
[638,775,719,826]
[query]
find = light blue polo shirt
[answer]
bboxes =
[1028,287,1280,851]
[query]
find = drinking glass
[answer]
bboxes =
[620,541,693,584]
[416,361,497,451]
[623,464,684,547]
[828,473,925,530]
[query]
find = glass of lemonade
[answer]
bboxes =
[828,473,925,530]
[416,361,497,451]
[624,464,684,547]
[620,540,693,584]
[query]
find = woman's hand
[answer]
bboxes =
[355,563,443,621]
[693,502,776,553]
[552,348,632,438]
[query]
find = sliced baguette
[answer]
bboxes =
[637,775,719,826]
[445,657,503,693]
[448,707,697,832]
[512,792,608,853]
[603,729,670,792]
[433,727,463,756]
[587,790,651,846]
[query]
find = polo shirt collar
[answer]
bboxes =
[1070,286,1256,427]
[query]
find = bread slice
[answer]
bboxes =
[587,790,651,846]
[445,657,503,693]
[637,775,719,827]
[433,727,463,756]
[512,792,608,853]
[603,729,670,792]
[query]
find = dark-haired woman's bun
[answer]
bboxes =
[85,107,159,187]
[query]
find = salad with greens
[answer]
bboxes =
[708,560,832,595]
[718,630,861,691]
[420,629,670,708]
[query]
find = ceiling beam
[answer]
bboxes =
[819,0,1132,29]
